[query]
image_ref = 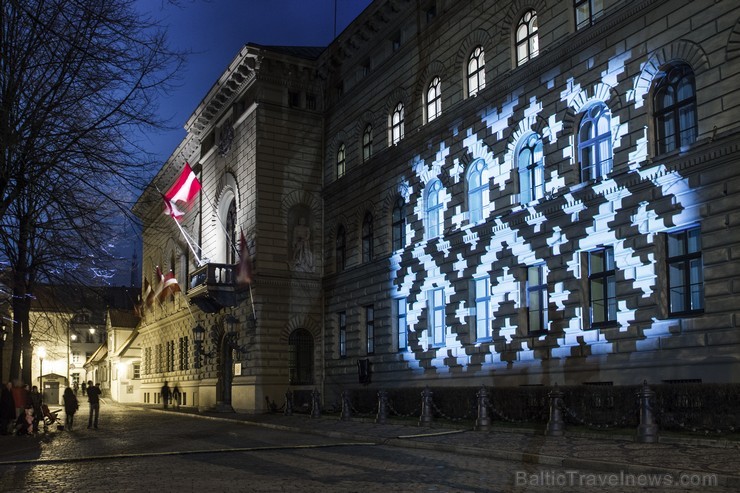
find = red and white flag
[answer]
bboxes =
[163,163,201,219]
[236,230,253,287]
[143,277,154,308]
[153,266,165,300]
[159,271,181,301]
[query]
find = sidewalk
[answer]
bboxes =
[155,405,740,488]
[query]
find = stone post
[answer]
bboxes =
[475,385,491,432]
[376,390,388,424]
[419,386,434,427]
[284,390,293,416]
[340,389,352,421]
[310,388,321,418]
[545,384,565,436]
[637,380,659,443]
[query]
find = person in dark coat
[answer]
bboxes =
[86,380,101,429]
[63,387,79,431]
[0,382,16,435]
[161,381,171,409]
[28,386,42,432]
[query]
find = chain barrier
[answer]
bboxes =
[387,400,419,418]
[559,400,638,430]
[485,402,533,424]
[430,399,475,422]
[350,401,378,417]
[651,401,738,436]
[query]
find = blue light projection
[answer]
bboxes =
[387,50,699,372]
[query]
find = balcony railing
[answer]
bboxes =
[188,262,243,312]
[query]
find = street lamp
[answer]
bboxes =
[192,323,206,369]
[38,346,46,401]
[0,324,7,383]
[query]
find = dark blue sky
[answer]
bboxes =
[139,0,373,164]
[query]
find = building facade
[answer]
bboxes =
[135,0,740,413]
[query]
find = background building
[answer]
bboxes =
[135,0,740,413]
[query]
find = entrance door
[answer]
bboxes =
[43,381,60,406]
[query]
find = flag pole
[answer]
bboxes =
[156,184,204,266]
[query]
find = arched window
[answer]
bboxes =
[517,133,545,203]
[467,46,485,97]
[425,180,443,239]
[362,212,373,263]
[467,159,488,224]
[362,124,373,162]
[336,143,346,178]
[288,329,313,385]
[225,199,237,264]
[336,225,346,272]
[516,10,539,66]
[578,102,612,182]
[390,102,404,144]
[653,64,697,154]
[426,76,442,122]
[391,197,406,251]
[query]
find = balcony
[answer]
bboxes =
[188,263,246,313]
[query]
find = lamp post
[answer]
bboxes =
[38,346,46,401]
[192,324,205,369]
[0,325,7,383]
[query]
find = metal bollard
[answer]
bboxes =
[376,390,388,424]
[340,389,352,421]
[475,385,491,432]
[310,388,322,418]
[637,380,659,443]
[284,390,293,416]
[419,386,434,427]
[545,383,565,436]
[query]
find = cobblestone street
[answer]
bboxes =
[0,402,737,492]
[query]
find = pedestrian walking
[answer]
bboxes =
[29,386,42,433]
[172,385,181,410]
[81,381,87,396]
[161,381,171,409]
[0,382,15,435]
[63,387,79,431]
[86,380,101,429]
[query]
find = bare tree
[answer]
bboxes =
[0,0,184,383]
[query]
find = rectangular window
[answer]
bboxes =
[575,0,604,30]
[473,277,491,341]
[667,226,704,315]
[430,288,446,346]
[178,336,190,371]
[391,32,401,52]
[527,265,548,333]
[395,298,408,351]
[589,247,617,327]
[366,305,375,355]
[133,363,141,380]
[305,93,316,110]
[288,91,300,108]
[339,311,347,358]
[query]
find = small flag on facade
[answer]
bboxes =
[159,271,181,301]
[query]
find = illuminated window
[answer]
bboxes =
[667,226,704,315]
[288,328,313,385]
[392,197,406,251]
[390,102,404,144]
[336,143,346,178]
[467,159,488,223]
[467,46,485,97]
[517,133,545,203]
[527,264,548,333]
[426,76,442,122]
[588,247,617,327]
[338,312,346,358]
[654,64,697,155]
[516,10,539,66]
[395,298,408,351]
[473,277,491,341]
[178,336,189,371]
[429,287,446,346]
[132,363,141,380]
[578,102,612,182]
[336,225,346,272]
[362,124,373,161]
[366,305,375,355]
[575,0,604,30]
[425,180,443,239]
[362,212,373,263]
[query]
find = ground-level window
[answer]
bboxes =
[288,328,313,385]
